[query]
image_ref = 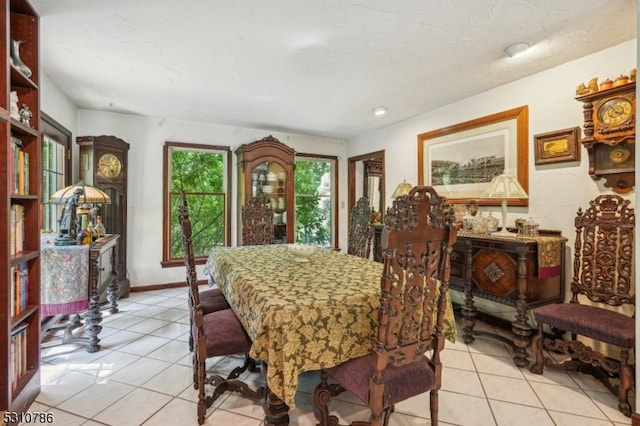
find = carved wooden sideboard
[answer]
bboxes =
[450,230,566,367]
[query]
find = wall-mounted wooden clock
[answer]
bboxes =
[576,81,635,193]
[77,135,131,297]
[576,81,636,194]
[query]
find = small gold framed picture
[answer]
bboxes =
[534,127,581,165]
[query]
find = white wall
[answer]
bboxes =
[348,39,637,283]
[75,111,348,286]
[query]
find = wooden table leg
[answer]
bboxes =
[511,247,532,367]
[106,249,119,314]
[261,363,289,426]
[460,240,477,344]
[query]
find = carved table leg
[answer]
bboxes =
[84,291,103,353]
[106,249,120,314]
[85,253,103,352]
[461,241,476,344]
[261,363,289,426]
[511,247,532,367]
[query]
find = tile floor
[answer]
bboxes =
[31,287,634,425]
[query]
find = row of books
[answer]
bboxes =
[11,136,30,195]
[10,262,29,317]
[10,323,29,393]
[10,203,25,256]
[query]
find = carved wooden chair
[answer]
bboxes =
[179,193,230,352]
[179,193,265,424]
[314,186,458,426]
[242,195,274,246]
[530,194,635,416]
[347,196,373,258]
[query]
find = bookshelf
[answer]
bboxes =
[1,0,41,418]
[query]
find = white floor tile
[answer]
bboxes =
[27,292,633,426]
[109,357,173,387]
[479,373,542,407]
[56,380,136,418]
[489,399,554,426]
[92,387,173,426]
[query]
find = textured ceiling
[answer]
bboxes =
[31,0,636,139]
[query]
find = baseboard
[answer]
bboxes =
[129,279,208,292]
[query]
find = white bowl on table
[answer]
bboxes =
[287,244,316,262]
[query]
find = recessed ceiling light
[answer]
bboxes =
[372,106,387,116]
[504,42,529,58]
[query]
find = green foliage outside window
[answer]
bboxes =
[169,149,226,259]
[294,158,333,246]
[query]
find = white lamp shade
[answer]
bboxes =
[50,183,111,204]
[481,174,528,199]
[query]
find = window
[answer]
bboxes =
[41,113,71,232]
[294,154,337,247]
[163,142,231,266]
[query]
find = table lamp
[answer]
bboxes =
[480,173,528,236]
[49,183,111,245]
[391,180,413,198]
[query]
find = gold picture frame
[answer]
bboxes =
[534,127,581,165]
[417,106,528,206]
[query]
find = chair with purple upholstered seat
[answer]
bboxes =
[179,191,230,352]
[530,194,635,417]
[313,186,457,426]
[179,192,265,424]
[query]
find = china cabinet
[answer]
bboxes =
[1,0,41,417]
[236,135,295,244]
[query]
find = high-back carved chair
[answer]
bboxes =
[179,193,265,424]
[530,194,635,416]
[347,196,373,258]
[242,195,274,246]
[314,186,457,426]
[179,193,230,352]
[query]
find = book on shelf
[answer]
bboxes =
[10,203,25,255]
[10,136,29,195]
[10,323,29,393]
[10,263,29,317]
[15,262,29,316]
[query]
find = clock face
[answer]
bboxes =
[597,98,633,126]
[98,153,123,178]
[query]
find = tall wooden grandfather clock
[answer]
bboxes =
[77,135,130,297]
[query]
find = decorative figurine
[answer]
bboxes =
[9,39,32,78]
[9,91,20,121]
[19,104,32,127]
[55,189,83,246]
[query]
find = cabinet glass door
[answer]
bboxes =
[251,161,287,243]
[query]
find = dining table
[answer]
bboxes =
[205,244,456,425]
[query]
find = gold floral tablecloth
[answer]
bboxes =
[205,245,456,407]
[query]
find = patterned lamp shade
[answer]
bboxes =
[49,182,111,204]
[391,180,413,198]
